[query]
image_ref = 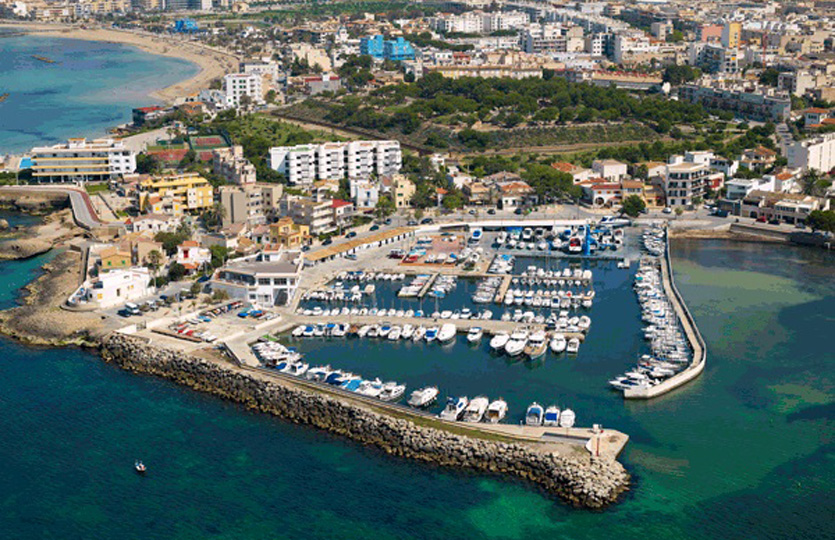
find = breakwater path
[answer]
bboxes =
[102,333,630,508]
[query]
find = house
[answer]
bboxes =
[392,174,415,209]
[126,213,180,234]
[803,108,833,127]
[200,232,240,253]
[463,181,492,205]
[738,190,828,224]
[550,162,594,184]
[129,237,166,267]
[269,218,310,249]
[99,246,132,271]
[331,199,355,230]
[79,267,152,309]
[725,177,776,200]
[481,171,522,185]
[210,247,304,308]
[579,180,622,207]
[709,156,739,179]
[496,181,537,209]
[176,240,211,273]
[350,179,379,209]
[592,159,628,182]
[740,146,777,171]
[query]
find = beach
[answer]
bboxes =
[0,21,239,104]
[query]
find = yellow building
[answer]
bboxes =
[269,217,310,248]
[139,172,214,213]
[392,174,415,209]
[99,246,131,270]
[722,22,741,49]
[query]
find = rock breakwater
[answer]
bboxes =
[102,333,630,508]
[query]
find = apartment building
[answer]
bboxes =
[787,134,835,174]
[284,197,336,236]
[211,248,304,308]
[269,218,310,249]
[223,73,263,108]
[213,145,256,185]
[522,23,567,54]
[392,174,415,209]
[678,84,791,122]
[220,183,283,226]
[30,138,136,183]
[664,162,709,208]
[138,172,213,213]
[350,179,380,208]
[269,140,401,186]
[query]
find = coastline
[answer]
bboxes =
[0,21,240,104]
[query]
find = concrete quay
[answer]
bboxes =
[624,234,706,399]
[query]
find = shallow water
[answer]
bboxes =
[0,239,832,539]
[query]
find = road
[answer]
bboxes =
[0,185,103,229]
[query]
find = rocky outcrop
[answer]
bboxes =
[102,333,630,508]
[0,190,69,215]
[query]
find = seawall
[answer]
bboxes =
[101,333,630,508]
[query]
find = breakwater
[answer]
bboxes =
[101,333,630,508]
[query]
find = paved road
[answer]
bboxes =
[0,185,102,229]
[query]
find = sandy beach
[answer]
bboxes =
[0,21,240,104]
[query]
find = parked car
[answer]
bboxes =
[322,237,333,245]
[468,209,476,215]
[345,231,357,238]
[369,224,380,231]
[662,207,672,214]
[420,217,433,224]
[514,207,523,215]
[384,218,392,225]
[487,208,496,215]
[756,216,767,223]
[768,218,780,225]
[407,220,418,226]
[795,222,807,229]
[301,245,310,252]
[714,209,729,218]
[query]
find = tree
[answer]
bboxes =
[211,289,230,302]
[375,194,395,219]
[135,153,161,175]
[806,210,835,233]
[167,262,186,282]
[265,89,277,103]
[799,170,831,197]
[621,195,646,218]
[189,281,202,296]
[210,245,231,268]
[674,207,684,219]
[146,249,163,276]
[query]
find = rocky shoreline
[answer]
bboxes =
[102,333,630,508]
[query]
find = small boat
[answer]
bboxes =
[550,333,567,353]
[408,386,439,408]
[292,325,306,337]
[424,326,439,342]
[543,405,561,426]
[437,323,456,343]
[401,324,415,340]
[439,396,468,420]
[525,402,544,426]
[388,326,402,340]
[462,396,489,423]
[135,460,147,474]
[413,326,426,341]
[504,329,528,357]
[467,327,483,343]
[559,408,576,428]
[489,331,510,351]
[379,381,406,402]
[485,399,508,423]
[567,337,580,354]
[356,379,383,398]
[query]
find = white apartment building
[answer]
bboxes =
[592,159,628,181]
[223,73,264,108]
[350,179,380,208]
[80,267,152,309]
[270,140,401,186]
[213,145,256,185]
[522,23,566,54]
[285,198,336,235]
[241,61,280,80]
[31,138,136,183]
[664,162,709,208]
[211,248,304,308]
[787,134,835,174]
[612,33,652,64]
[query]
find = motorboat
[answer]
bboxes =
[524,330,548,359]
[543,405,561,426]
[388,326,402,341]
[439,396,468,421]
[401,324,414,339]
[135,460,146,474]
[525,402,544,426]
[437,323,457,343]
[559,408,576,428]
[489,332,510,351]
[504,329,528,357]
[484,399,508,423]
[467,327,483,344]
[413,326,426,341]
[292,325,306,337]
[408,386,439,408]
[578,316,591,332]
[567,337,580,354]
[356,379,383,398]
[379,381,406,402]
[550,333,567,353]
[378,324,392,338]
[425,326,439,342]
[462,396,489,423]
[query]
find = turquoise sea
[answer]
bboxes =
[0,30,199,155]
[0,239,832,539]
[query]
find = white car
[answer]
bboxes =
[662,207,672,214]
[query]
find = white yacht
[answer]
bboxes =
[356,379,383,398]
[388,326,402,341]
[379,381,406,402]
[437,323,457,344]
[578,316,591,332]
[550,333,567,353]
[292,325,306,337]
[524,330,548,359]
[543,405,561,426]
[462,396,489,423]
[489,332,510,351]
[559,408,576,428]
[504,329,529,357]
[407,386,439,408]
[484,399,508,423]
[439,396,468,420]
[525,402,544,426]
[467,327,483,343]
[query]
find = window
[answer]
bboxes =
[258,278,271,286]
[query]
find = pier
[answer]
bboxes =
[416,273,439,298]
[624,232,706,399]
[494,275,513,303]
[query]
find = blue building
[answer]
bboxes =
[174,19,200,33]
[360,35,385,58]
[360,35,415,61]
[383,37,415,62]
